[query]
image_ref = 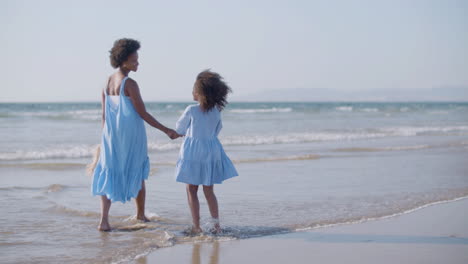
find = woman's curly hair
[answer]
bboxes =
[194,70,232,112]
[109,38,140,68]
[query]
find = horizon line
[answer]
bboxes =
[1,100,468,104]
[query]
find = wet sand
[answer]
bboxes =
[137,198,468,264]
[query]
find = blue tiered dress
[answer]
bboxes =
[92,77,150,202]
[175,104,238,185]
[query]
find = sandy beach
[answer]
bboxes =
[3,0,468,262]
[138,198,468,264]
[2,102,468,263]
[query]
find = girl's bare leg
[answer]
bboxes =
[135,181,149,222]
[186,184,202,233]
[203,185,220,233]
[99,195,112,231]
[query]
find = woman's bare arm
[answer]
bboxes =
[101,89,106,128]
[125,78,178,138]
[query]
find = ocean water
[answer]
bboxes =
[1,102,468,263]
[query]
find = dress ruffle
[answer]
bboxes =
[93,157,149,203]
[175,137,238,185]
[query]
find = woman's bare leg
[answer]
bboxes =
[99,195,112,231]
[186,184,202,233]
[203,185,220,233]
[135,181,149,222]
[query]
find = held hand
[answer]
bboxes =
[171,132,185,140]
[166,129,183,140]
[174,132,184,139]
[169,131,180,140]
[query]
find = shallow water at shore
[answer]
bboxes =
[1,102,468,263]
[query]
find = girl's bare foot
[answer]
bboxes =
[209,223,221,234]
[182,226,203,236]
[213,223,221,234]
[191,226,203,235]
[98,221,111,232]
[209,218,221,234]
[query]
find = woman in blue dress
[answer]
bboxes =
[92,38,178,231]
[175,70,238,234]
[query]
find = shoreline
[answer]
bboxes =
[137,197,468,264]
[296,195,468,233]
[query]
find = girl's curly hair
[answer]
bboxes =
[109,38,140,68]
[194,70,232,112]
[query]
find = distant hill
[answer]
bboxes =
[231,86,468,102]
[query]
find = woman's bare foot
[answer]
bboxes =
[136,215,150,222]
[98,221,111,232]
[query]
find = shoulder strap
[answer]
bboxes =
[104,76,112,96]
[120,76,129,96]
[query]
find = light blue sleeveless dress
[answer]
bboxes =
[175,104,238,185]
[92,77,150,203]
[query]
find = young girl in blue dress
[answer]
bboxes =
[175,70,238,234]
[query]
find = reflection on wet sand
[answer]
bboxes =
[192,241,219,264]
[136,241,219,264]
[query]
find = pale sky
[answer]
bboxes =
[1,0,467,102]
